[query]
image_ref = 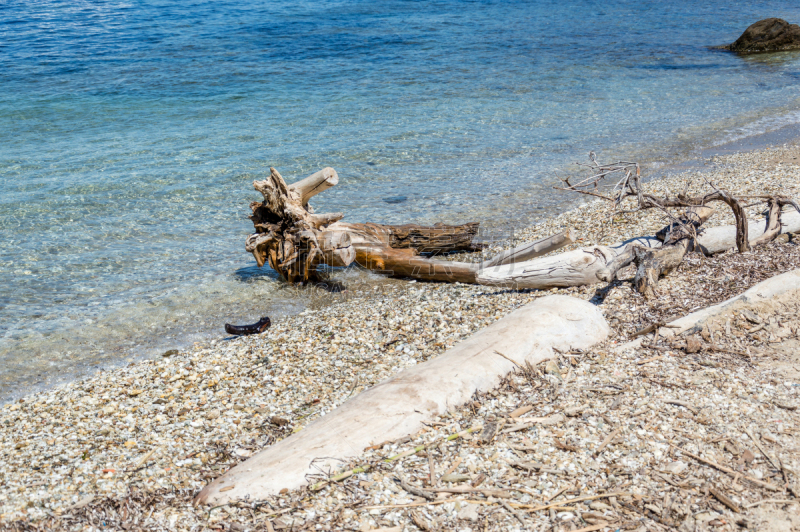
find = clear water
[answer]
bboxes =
[3,0,800,401]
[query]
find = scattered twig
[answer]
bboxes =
[571,525,618,532]
[640,344,672,351]
[554,439,579,452]
[745,428,781,471]
[500,500,527,526]
[511,492,632,512]
[409,510,432,531]
[543,485,570,503]
[669,443,781,491]
[594,427,621,457]
[428,448,436,487]
[744,499,798,508]
[441,456,463,479]
[432,487,511,498]
[632,323,679,339]
[393,478,435,501]
[493,350,522,368]
[709,486,742,513]
[664,400,697,414]
[309,426,481,491]
[360,498,489,511]
[637,355,664,365]
[620,501,677,528]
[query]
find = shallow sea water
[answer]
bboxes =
[2,0,800,401]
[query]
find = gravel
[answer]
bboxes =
[1,144,800,530]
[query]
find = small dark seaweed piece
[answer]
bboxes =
[224,316,271,336]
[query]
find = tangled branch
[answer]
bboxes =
[556,152,799,254]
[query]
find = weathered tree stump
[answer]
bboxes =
[245,167,575,284]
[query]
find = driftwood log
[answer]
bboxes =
[245,167,575,283]
[478,206,714,293]
[477,209,800,294]
[195,295,609,504]
[480,154,800,298]
[477,152,800,298]
[244,160,799,298]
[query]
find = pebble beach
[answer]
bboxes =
[2,143,800,530]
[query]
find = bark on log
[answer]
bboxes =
[328,221,481,254]
[695,209,800,255]
[633,238,693,299]
[476,208,799,292]
[482,229,576,268]
[478,207,715,291]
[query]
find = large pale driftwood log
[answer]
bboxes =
[477,207,713,290]
[695,209,800,255]
[477,207,715,290]
[477,208,798,291]
[477,237,661,289]
[194,295,609,505]
[616,267,800,353]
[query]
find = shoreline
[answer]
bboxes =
[3,119,800,406]
[1,138,800,523]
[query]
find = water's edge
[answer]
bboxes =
[4,119,799,405]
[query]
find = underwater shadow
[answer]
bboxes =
[234,264,282,283]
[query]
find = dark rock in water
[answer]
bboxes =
[382,195,407,204]
[726,18,800,53]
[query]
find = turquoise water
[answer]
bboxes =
[3,0,800,400]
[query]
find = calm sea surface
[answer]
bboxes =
[3,0,800,400]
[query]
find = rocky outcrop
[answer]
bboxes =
[726,18,800,53]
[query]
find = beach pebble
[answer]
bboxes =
[2,144,800,529]
[664,461,687,475]
[457,503,480,521]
